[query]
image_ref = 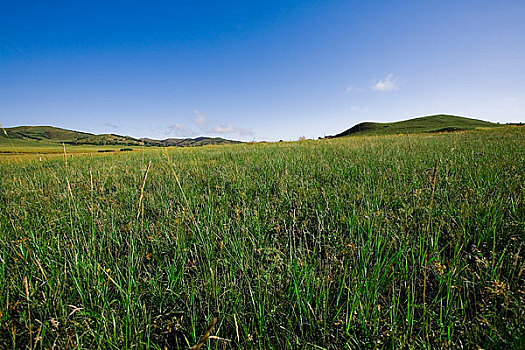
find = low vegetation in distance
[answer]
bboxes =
[1,115,506,155]
[0,116,524,349]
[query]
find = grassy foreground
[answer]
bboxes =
[0,127,524,349]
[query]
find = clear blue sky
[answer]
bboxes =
[1,0,524,141]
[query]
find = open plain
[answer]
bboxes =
[1,126,524,348]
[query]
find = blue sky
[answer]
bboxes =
[1,0,524,141]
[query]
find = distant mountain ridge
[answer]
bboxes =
[328,114,499,138]
[0,125,241,147]
[140,136,241,147]
[1,115,505,147]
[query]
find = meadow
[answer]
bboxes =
[0,127,524,349]
[0,138,148,163]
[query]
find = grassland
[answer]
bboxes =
[0,126,524,349]
[0,138,151,163]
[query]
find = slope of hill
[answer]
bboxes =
[2,126,92,142]
[1,126,147,146]
[329,114,498,138]
[0,125,241,147]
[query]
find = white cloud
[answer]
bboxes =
[194,109,208,125]
[344,85,363,93]
[212,123,253,136]
[190,108,253,137]
[350,105,369,113]
[166,123,194,137]
[505,97,517,102]
[372,74,398,91]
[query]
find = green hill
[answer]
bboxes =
[2,126,92,142]
[1,126,146,146]
[329,115,498,138]
[0,125,241,148]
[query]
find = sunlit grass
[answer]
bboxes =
[0,127,524,349]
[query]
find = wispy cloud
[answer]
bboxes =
[166,123,194,137]
[192,109,253,137]
[165,109,253,138]
[211,123,253,136]
[344,85,363,93]
[372,73,398,91]
[194,109,208,125]
[505,97,517,102]
[350,105,369,113]
[105,122,119,129]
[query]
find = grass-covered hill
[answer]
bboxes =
[1,125,93,142]
[329,114,498,138]
[0,125,241,147]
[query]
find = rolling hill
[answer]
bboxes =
[328,114,499,138]
[0,125,242,147]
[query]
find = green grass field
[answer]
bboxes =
[0,141,148,163]
[1,126,524,349]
